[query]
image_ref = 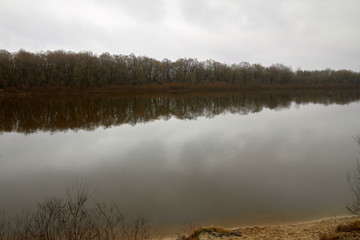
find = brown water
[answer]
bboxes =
[1,90,360,232]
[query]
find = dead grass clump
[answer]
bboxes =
[336,221,360,232]
[319,233,340,240]
[178,227,242,240]
[320,220,360,240]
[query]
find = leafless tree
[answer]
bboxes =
[61,181,93,240]
[13,209,36,240]
[124,217,150,240]
[347,136,360,215]
[95,203,126,240]
[33,197,65,240]
[0,211,8,240]
[0,181,151,240]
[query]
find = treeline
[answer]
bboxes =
[1,90,359,134]
[0,49,359,91]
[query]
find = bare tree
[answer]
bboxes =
[0,181,151,240]
[124,217,150,240]
[33,197,65,240]
[13,209,35,240]
[95,203,126,240]
[347,136,360,215]
[62,181,95,240]
[0,211,7,240]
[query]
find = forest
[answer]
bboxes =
[0,49,359,91]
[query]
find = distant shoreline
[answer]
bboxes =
[1,83,360,97]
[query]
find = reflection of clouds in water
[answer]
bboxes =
[0,99,359,226]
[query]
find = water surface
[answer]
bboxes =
[1,90,360,232]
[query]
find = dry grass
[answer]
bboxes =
[176,227,242,240]
[319,220,360,240]
[173,217,360,240]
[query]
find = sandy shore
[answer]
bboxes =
[189,216,360,240]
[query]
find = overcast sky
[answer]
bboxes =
[0,0,359,71]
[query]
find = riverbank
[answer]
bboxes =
[176,216,360,240]
[1,82,360,98]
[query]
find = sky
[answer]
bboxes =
[0,0,359,71]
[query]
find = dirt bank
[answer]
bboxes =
[181,216,360,240]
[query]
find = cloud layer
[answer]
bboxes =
[1,0,359,71]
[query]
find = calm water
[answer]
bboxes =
[1,90,360,232]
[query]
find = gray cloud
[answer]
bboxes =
[0,0,359,71]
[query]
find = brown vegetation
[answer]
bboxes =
[0,182,151,240]
[174,217,360,240]
[176,227,242,240]
[319,220,360,240]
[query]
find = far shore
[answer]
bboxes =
[1,82,360,98]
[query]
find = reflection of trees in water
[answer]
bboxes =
[1,90,360,134]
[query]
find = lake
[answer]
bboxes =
[1,90,360,234]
